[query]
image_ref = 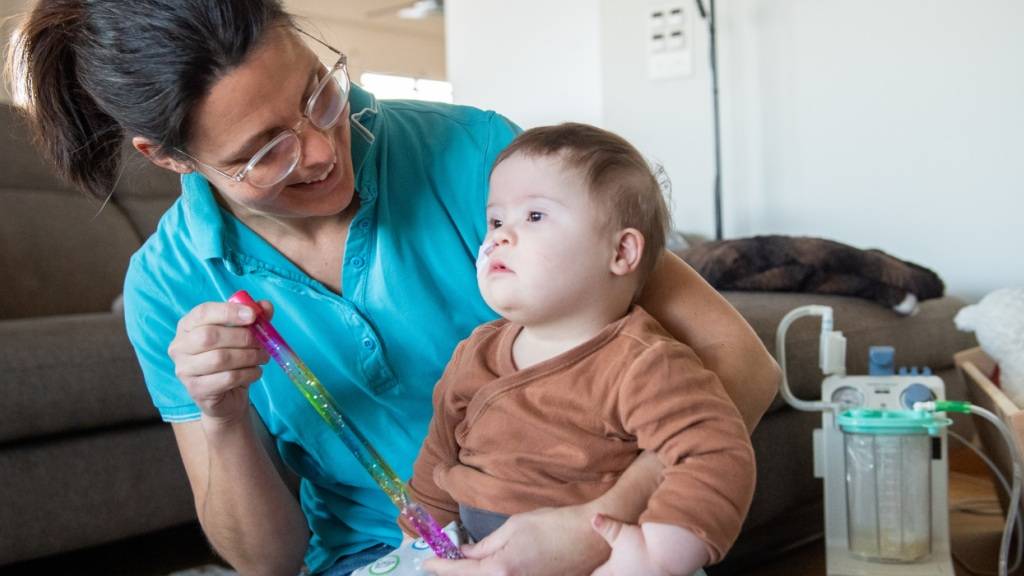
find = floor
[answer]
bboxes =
[2,446,1015,576]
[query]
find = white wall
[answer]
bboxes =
[445,0,603,127]
[447,0,1024,301]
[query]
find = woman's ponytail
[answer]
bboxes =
[3,0,292,200]
[6,0,124,199]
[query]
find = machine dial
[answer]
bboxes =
[831,386,865,408]
[900,383,935,410]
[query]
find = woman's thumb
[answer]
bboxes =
[591,513,624,546]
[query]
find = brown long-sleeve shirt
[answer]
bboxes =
[406,306,755,563]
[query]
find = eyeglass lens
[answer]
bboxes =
[247,65,350,188]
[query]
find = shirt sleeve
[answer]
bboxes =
[122,253,201,422]
[401,339,472,535]
[618,341,756,565]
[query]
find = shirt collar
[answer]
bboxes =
[181,171,226,261]
[348,84,380,185]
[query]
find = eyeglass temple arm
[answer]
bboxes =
[294,26,345,61]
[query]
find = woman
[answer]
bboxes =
[6,1,779,575]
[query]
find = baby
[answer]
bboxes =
[404,123,755,575]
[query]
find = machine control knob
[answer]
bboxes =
[831,386,865,408]
[900,383,935,410]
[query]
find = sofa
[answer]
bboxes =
[0,102,190,565]
[0,101,978,570]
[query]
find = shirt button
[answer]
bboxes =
[359,220,370,229]
[350,257,365,269]
[362,338,375,350]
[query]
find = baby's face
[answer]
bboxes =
[479,153,617,325]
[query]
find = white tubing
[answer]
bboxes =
[969,405,1023,576]
[948,429,1022,574]
[776,305,842,413]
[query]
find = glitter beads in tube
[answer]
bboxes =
[228,290,462,560]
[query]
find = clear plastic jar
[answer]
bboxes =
[838,409,950,563]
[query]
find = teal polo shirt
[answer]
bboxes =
[122,86,518,573]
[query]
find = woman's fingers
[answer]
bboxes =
[185,366,265,400]
[178,301,259,333]
[173,324,260,356]
[177,347,270,379]
[167,299,277,421]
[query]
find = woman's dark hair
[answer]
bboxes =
[3,0,293,199]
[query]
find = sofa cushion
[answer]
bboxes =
[0,313,158,443]
[722,292,976,414]
[0,424,195,565]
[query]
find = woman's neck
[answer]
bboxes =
[229,197,361,295]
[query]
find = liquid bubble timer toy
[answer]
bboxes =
[228,290,463,561]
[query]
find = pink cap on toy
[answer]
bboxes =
[228,290,261,317]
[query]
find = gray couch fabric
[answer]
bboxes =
[0,103,190,565]
[0,101,977,570]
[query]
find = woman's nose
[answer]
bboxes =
[299,123,336,169]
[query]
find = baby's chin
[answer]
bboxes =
[481,293,525,323]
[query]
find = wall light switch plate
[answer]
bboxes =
[648,3,693,79]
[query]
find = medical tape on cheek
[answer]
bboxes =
[476,242,498,273]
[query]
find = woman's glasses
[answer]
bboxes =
[177,31,350,189]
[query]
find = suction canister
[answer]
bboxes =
[837,409,951,562]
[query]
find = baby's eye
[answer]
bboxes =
[489,217,503,229]
[527,211,545,222]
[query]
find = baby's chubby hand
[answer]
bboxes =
[590,515,708,576]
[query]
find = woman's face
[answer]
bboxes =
[185,27,356,221]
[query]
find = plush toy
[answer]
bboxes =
[678,235,945,314]
[954,287,1024,407]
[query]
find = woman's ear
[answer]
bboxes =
[610,228,645,277]
[131,136,193,174]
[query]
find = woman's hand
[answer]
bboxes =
[422,504,609,576]
[167,300,273,424]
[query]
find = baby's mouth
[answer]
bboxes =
[489,260,512,274]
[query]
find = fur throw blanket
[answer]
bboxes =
[678,235,944,315]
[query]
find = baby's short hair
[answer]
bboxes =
[493,122,670,284]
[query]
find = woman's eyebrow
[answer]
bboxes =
[223,127,279,163]
[220,58,321,163]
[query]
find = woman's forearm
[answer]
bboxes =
[173,417,309,576]
[584,451,664,522]
[638,251,780,431]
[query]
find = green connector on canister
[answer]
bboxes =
[932,400,972,413]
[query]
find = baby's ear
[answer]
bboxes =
[610,228,644,276]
